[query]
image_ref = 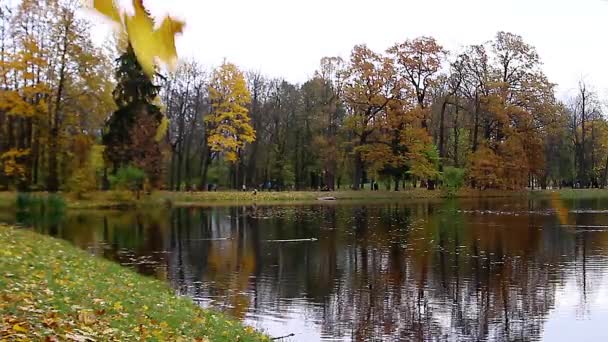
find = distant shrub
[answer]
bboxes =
[442,167,466,197]
[65,141,104,199]
[110,166,146,199]
[66,166,97,199]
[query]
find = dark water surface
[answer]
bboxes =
[3,197,608,341]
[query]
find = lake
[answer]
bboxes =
[3,196,608,341]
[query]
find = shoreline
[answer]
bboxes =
[0,224,269,341]
[0,188,606,210]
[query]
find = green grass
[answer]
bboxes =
[530,188,608,200]
[0,224,269,341]
[2,188,608,210]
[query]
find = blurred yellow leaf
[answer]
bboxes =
[92,0,120,23]
[154,17,185,69]
[12,323,27,333]
[90,0,185,77]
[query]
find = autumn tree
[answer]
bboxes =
[203,62,254,189]
[388,37,446,122]
[342,45,399,189]
[466,32,557,189]
[0,0,114,191]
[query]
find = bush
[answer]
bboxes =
[110,166,146,199]
[442,167,466,197]
[66,166,97,199]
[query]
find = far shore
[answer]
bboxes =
[0,188,606,210]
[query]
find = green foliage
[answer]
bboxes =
[207,162,230,186]
[46,194,67,213]
[14,193,65,225]
[66,167,97,199]
[65,144,106,199]
[109,166,146,192]
[442,167,466,197]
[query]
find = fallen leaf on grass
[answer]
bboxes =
[12,323,27,333]
[77,311,96,325]
[65,331,96,342]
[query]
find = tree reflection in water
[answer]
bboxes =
[13,197,608,341]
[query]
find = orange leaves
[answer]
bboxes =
[343,42,440,180]
[468,137,531,190]
[468,146,502,190]
[90,0,185,76]
[343,45,397,117]
[388,36,446,108]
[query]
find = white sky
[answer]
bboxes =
[87,0,608,100]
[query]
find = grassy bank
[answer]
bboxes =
[0,224,269,341]
[1,188,608,210]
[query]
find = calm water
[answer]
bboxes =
[3,197,608,341]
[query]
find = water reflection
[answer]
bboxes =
[4,197,608,341]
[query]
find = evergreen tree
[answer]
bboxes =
[103,45,166,188]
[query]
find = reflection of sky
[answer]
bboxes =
[10,200,608,341]
[543,264,608,342]
[243,299,324,342]
[232,255,608,342]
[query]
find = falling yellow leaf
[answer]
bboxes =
[154,17,185,69]
[92,0,120,23]
[90,0,185,77]
[124,0,156,76]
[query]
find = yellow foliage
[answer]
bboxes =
[206,62,255,163]
[91,0,185,76]
[92,0,120,23]
[155,117,170,142]
[0,149,30,180]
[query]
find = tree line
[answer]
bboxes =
[1,0,606,192]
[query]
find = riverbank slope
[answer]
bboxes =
[0,224,269,341]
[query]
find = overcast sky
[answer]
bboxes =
[89,0,608,100]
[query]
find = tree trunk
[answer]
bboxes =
[603,155,608,188]
[472,97,480,152]
[439,99,448,164]
[169,147,177,191]
[353,151,364,190]
[175,149,183,191]
[580,85,587,187]
[32,131,39,186]
[453,100,460,167]
[200,151,211,191]
[47,16,70,192]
